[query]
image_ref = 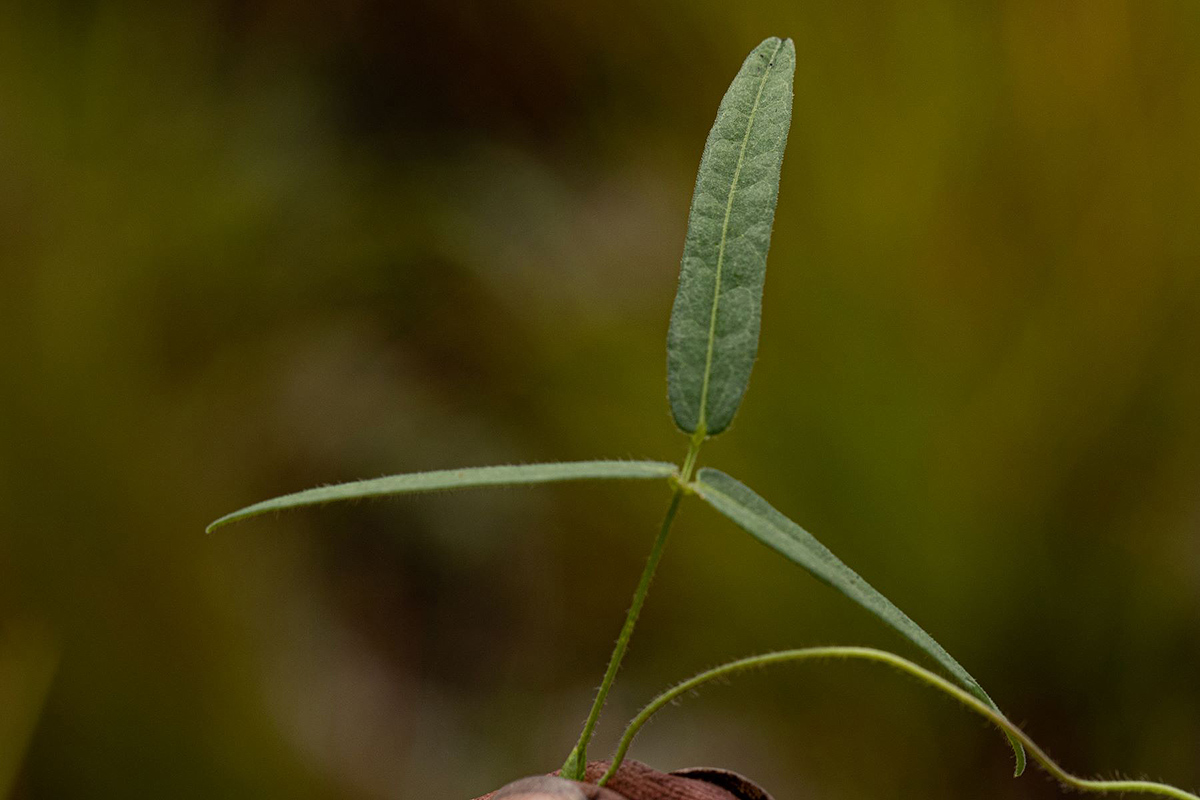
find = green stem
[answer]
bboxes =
[679,430,705,486]
[560,487,686,780]
[600,647,1199,800]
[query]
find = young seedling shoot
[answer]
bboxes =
[209,37,1198,800]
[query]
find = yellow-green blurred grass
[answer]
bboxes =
[1,1,1198,798]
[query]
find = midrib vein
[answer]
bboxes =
[695,39,783,433]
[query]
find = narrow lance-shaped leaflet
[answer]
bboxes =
[206,460,677,532]
[668,37,795,437]
[692,467,1027,775]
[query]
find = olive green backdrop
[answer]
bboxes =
[2,2,1198,798]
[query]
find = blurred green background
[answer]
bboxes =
[2,1,1199,798]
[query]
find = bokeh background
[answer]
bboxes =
[2,2,1199,798]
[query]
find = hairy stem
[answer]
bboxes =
[678,430,705,486]
[600,646,1198,800]
[560,487,686,780]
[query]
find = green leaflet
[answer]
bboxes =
[667,37,795,437]
[207,460,677,533]
[692,467,1027,775]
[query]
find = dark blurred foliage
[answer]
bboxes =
[2,1,1199,798]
